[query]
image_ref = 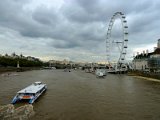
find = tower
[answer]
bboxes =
[158,39,160,48]
[17,61,20,68]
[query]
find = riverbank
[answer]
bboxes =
[0,67,41,74]
[132,75,160,82]
[128,71,160,81]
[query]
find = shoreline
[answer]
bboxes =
[128,71,160,82]
[132,75,160,82]
[0,67,41,74]
[128,71,160,79]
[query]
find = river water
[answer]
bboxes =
[0,70,160,120]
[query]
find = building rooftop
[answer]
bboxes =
[134,47,160,60]
[134,53,152,59]
[153,48,160,54]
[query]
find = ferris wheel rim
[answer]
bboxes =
[106,12,128,65]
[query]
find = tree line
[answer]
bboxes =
[0,56,45,67]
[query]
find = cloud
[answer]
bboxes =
[32,6,59,26]
[0,0,160,62]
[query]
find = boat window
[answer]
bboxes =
[24,93,33,95]
[18,93,24,96]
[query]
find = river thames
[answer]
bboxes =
[0,69,160,120]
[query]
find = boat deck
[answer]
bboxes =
[17,84,46,94]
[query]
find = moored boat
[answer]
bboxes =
[11,81,47,104]
[95,69,107,78]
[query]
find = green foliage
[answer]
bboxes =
[0,56,44,67]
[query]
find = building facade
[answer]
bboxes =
[133,39,160,72]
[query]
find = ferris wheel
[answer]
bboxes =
[106,12,128,69]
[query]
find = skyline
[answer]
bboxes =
[0,0,159,62]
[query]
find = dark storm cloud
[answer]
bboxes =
[51,40,80,49]
[0,0,43,38]
[62,0,153,23]
[32,6,59,26]
[60,0,160,48]
[62,0,112,23]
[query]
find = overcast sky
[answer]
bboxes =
[0,0,159,62]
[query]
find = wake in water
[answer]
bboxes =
[0,104,35,120]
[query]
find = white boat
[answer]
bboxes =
[95,69,106,77]
[96,72,104,77]
[11,81,47,104]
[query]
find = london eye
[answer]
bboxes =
[106,12,128,71]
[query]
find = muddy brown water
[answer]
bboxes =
[0,70,160,120]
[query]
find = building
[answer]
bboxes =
[133,39,160,72]
[148,47,160,72]
[26,56,40,61]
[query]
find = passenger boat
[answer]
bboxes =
[96,71,104,77]
[11,81,47,104]
[95,69,106,78]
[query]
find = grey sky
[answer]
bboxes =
[0,0,159,62]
